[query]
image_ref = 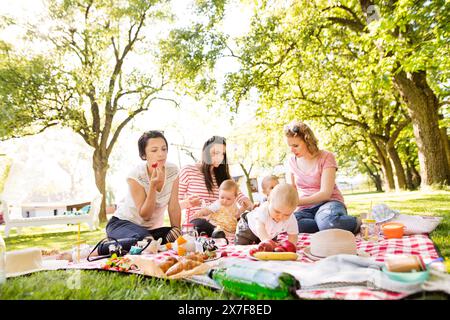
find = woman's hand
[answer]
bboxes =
[242,198,254,211]
[150,166,164,191]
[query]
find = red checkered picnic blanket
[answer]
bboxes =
[67,233,443,300]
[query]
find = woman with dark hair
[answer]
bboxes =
[178,136,254,236]
[284,121,360,234]
[105,131,182,248]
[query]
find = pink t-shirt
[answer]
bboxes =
[288,150,345,210]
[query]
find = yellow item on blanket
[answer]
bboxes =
[176,236,187,245]
[253,251,298,261]
[209,206,238,234]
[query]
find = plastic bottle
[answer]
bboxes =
[0,233,6,284]
[209,265,299,299]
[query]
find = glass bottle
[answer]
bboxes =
[361,218,379,241]
[209,265,299,299]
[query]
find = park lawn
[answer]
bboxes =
[1,190,449,300]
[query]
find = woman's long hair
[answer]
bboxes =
[201,136,231,194]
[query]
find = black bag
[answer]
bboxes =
[87,237,142,262]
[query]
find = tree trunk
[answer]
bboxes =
[386,143,407,190]
[409,161,421,189]
[394,71,450,187]
[368,172,383,192]
[370,138,395,191]
[362,162,383,192]
[405,162,414,190]
[93,148,109,223]
[374,174,383,192]
[239,163,254,203]
[378,151,395,192]
[359,1,449,187]
[440,126,450,173]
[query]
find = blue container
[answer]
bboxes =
[382,266,429,283]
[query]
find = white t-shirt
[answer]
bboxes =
[247,202,298,239]
[114,162,179,229]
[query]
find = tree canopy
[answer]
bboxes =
[159,0,450,189]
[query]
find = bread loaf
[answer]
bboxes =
[157,256,178,273]
[185,252,205,263]
[165,259,202,276]
[385,255,425,273]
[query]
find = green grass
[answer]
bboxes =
[0,270,235,300]
[1,191,449,300]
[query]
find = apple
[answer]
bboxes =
[257,240,277,252]
[274,246,286,252]
[280,240,297,253]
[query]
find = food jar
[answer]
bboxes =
[360,218,379,242]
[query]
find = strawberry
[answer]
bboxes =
[151,162,158,168]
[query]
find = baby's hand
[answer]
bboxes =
[187,195,202,208]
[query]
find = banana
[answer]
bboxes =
[253,251,298,261]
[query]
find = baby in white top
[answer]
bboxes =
[235,183,299,245]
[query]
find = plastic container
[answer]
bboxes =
[0,233,6,284]
[360,219,379,241]
[381,222,405,239]
[209,265,299,299]
[382,267,429,283]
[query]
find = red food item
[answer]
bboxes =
[151,162,158,168]
[274,246,286,252]
[249,248,259,256]
[221,251,228,257]
[257,240,277,252]
[280,240,297,253]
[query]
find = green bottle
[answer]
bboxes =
[209,265,299,299]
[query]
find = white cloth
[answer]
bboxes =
[217,256,424,295]
[114,162,179,229]
[390,214,442,235]
[247,202,298,239]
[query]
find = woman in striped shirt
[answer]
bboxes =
[178,136,254,234]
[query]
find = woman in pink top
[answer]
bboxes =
[178,136,254,234]
[285,121,360,234]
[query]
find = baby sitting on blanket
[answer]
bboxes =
[190,179,245,238]
[235,183,299,246]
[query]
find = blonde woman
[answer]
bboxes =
[284,121,360,234]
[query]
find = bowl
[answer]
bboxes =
[382,222,405,239]
[382,266,429,283]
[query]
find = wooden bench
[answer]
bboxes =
[0,195,102,238]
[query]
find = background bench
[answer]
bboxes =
[1,195,102,238]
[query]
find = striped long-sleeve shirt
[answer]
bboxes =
[178,164,249,223]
